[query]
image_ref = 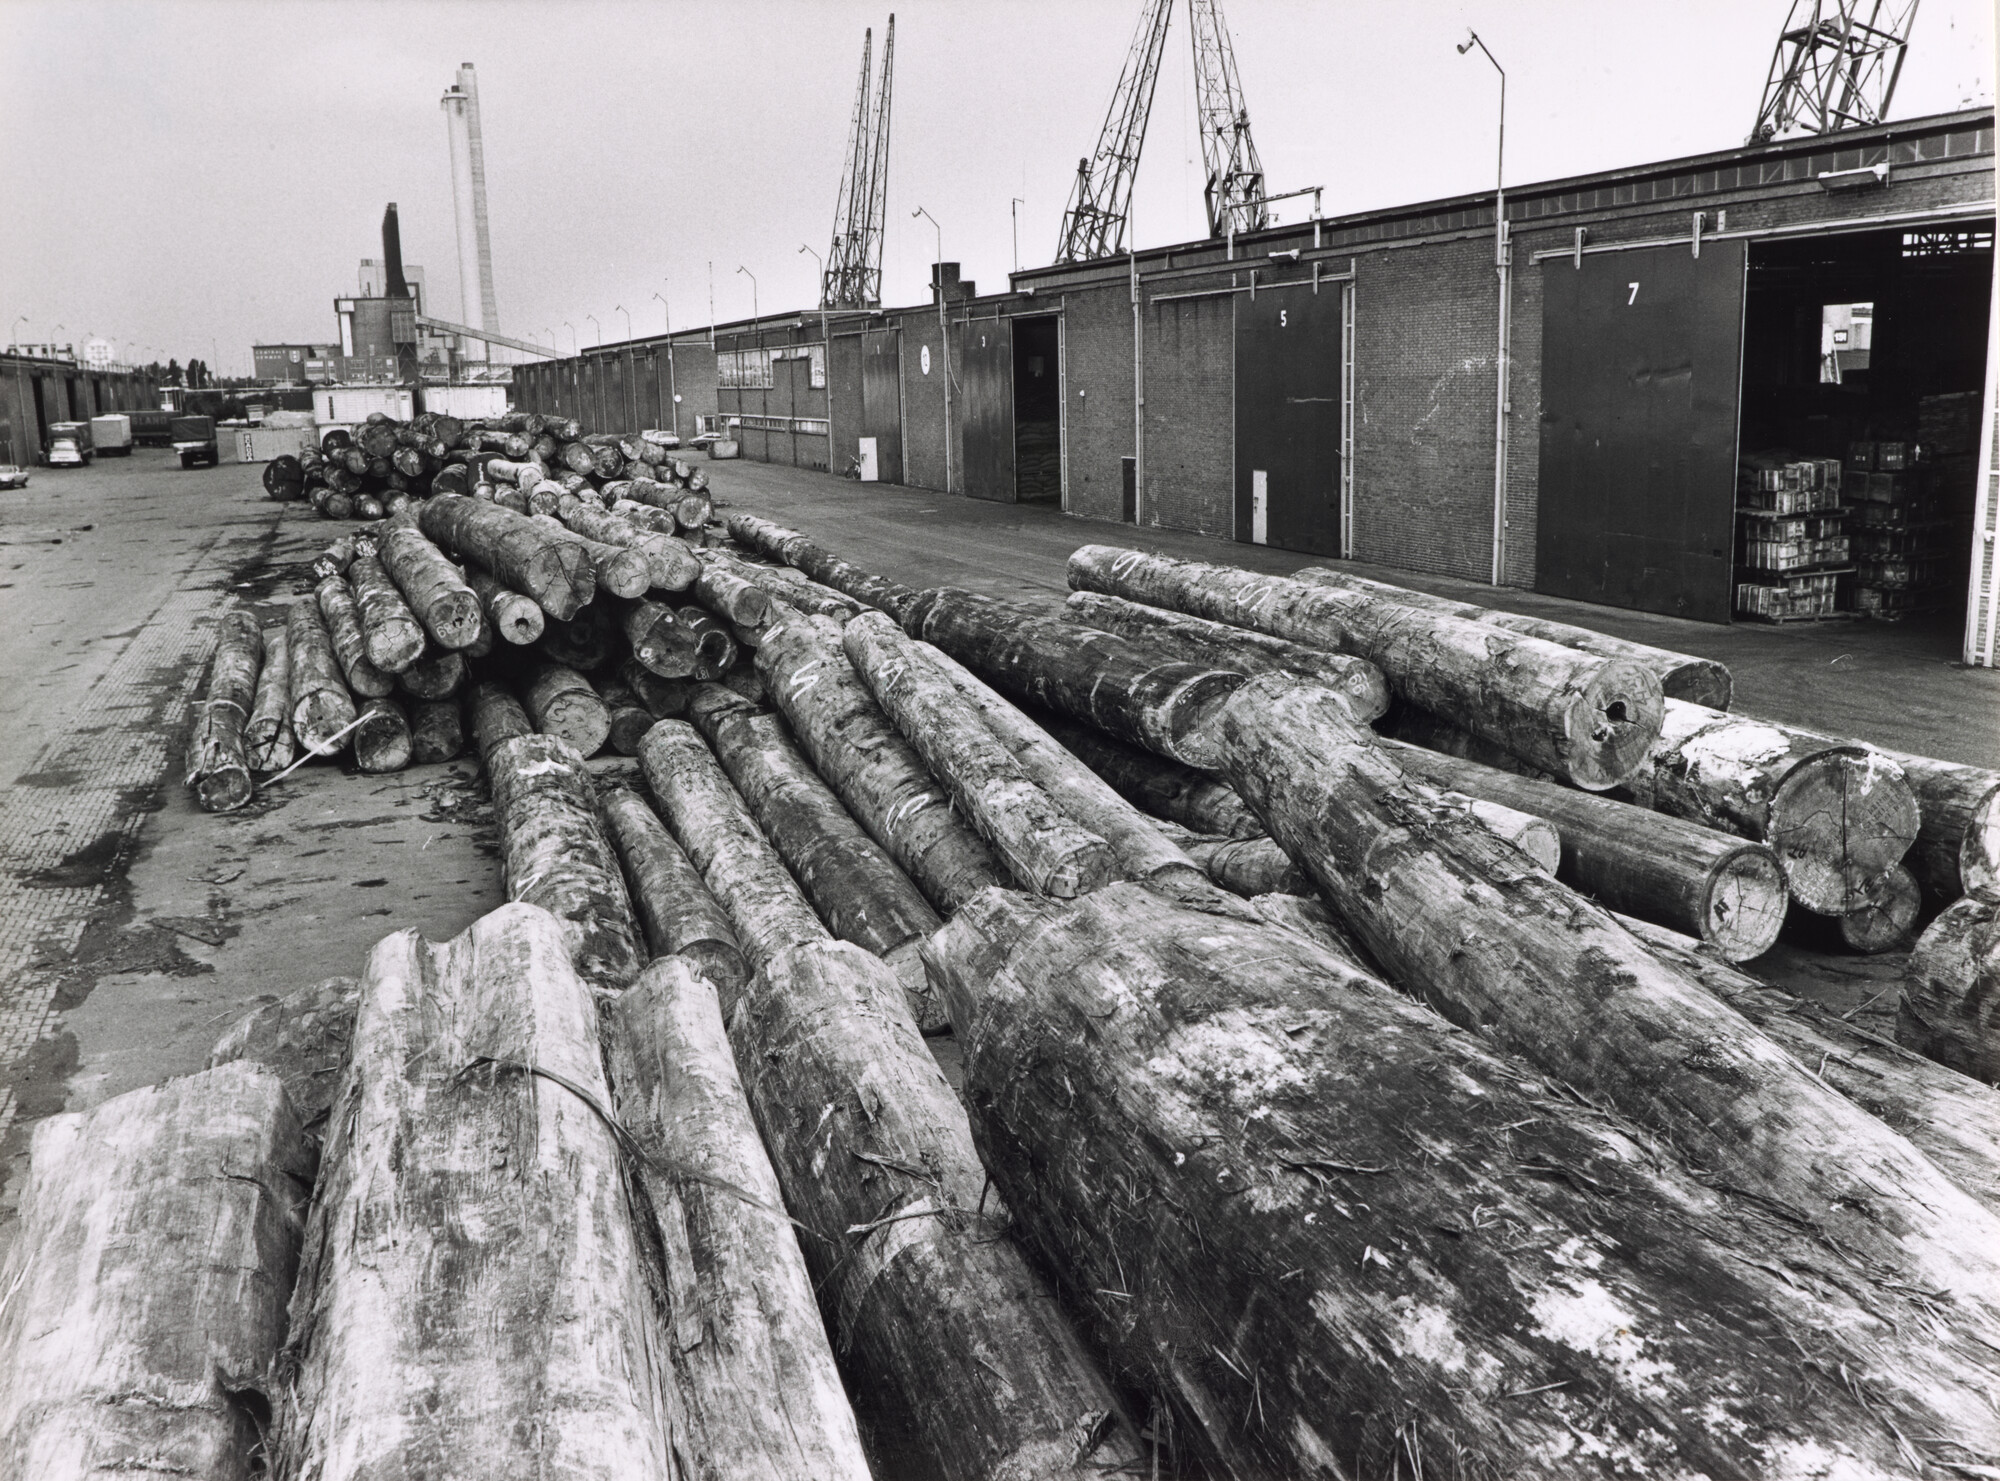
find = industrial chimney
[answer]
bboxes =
[440,62,500,361]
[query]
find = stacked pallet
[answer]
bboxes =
[1850,414,1975,620]
[1734,452,1849,621]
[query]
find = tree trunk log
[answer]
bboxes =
[598,786,748,994]
[679,607,739,680]
[619,598,704,679]
[274,904,679,1477]
[1218,673,2000,1367]
[483,734,644,988]
[346,544,427,672]
[610,494,681,536]
[1625,699,1921,915]
[245,624,296,772]
[621,659,690,720]
[738,562,865,622]
[1902,896,2000,1085]
[186,611,261,811]
[909,586,1247,769]
[0,1063,309,1481]
[845,612,1117,898]
[286,599,359,757]
[1047,719,1264,839]
[1881,747,2000,902]
[408,698,464,765]
[756,613,1009,915]
[688,683,947,1029]
[1381,735,1789,961]
[534,603,616,672]
[529,514,651,600]
[924,882,1981,1478]
[377,526,484,650]
[394,647,465,701]
[315,575,393,697]
[208,974,361,1131]
[1620,913,2000,1215]
[1063,588,1389,722]
[352,696,412,773]
[1292,564,1734,709]
[605,958,873,1481]
[553,495,700,592]
[693,553,776,635]
[1785,862,1922,953]
[467,680,532,764]
[523,662,610,757]
[420,495,596,620]
[464,566,544,645]
[1159,824,1306,896]
[726,514,920,624]
[593,676,653,755]
[1070,543,1665,789]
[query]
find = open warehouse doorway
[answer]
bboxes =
[1735,224,1993,638]
[1012,315,1062,502]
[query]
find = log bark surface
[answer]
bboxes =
[187,611,260,810]
[1071,543,1665,789]
[408,700,463,766]
[0,1062,308,1481]
[464,566,544,645]
[756,613,1008,914]
[245,624,296,772]
[485,735,644,988]
[209,975,362,1129]
[1219,673,2000,1391]
[1048,719,1265,839]
[377,526,484,650]
[1902,895,2000,1084]
[621,659,690,720]
[910,586,1247,769]
[419,494,595,620]
[845,612,1116,898]
[554,495,699,591]
[689,683,947,1028]
[394,648,465,702]
[523,662,610,757]
[598,786,748,994]
[286,599,359,756]
[530,514,652,599]
[1063,588,1389,722]
[315,575,393,697]
[926,882,1972,1478]
[1293,564,1734,708]
[726,514,921,624]
[1626,699,1921,914]
[1383,735,1788,961]
[275,905,679,1478]
[467,680,532,763]
[1883,746,2000,901]
[606,959,873,1481]
[346,544,427,671]
[352,696,412,773]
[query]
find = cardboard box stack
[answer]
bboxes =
[1735,454,1849,620]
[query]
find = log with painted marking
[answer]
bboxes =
[727,513,921,624]
[598,786,748,995]
[1881,748,2000,902]
[346,543,426,672]
[553,493,700,591]
[244,625,295,772]
[605,958,873,1481]
[394,647,465,702]
[1292,564,1733,709]
[738,561,865,622]
[924,881,1991,1478]
[286,599,359,757]
[845,612,1117,899]
[377,526,485,650]
[1902,896,2000,1084]
[485,734,644,988]
[315,574,393,698]
[908,586,1248,770]
[464,565,544,646]
[1063,588,1389,722]
[420,495,595,620]
[1218,672,2000,1382]
[619,598,705,679]
[273,905,679,1477]
[688,683,947,1028]
[1624,700,1921,915]
[755,613,1008,915]
[1381,736,1787,961]
[1069,544,1664,789]
[530,513,652,600]
[522,662,610,757]
[0,1063,309,1481]
[186,610,261,812]
[636,721,1140,1478]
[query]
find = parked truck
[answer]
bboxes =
[130,410,175,447]
[89,414,135,456]
[172,416,219,468]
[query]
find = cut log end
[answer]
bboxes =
[1770,749,1923,914]
[1564,658,1668,791]
[1702,847,1790,961]
[1838,862,1922,954]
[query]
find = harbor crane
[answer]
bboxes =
[823,16,896,308]
[1750,1,1920,144]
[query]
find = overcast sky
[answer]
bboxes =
[2,0,1990,374]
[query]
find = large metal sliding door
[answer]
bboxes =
[1537,241,1746,623]
[961,317,1015,502]
[861,328,904,484]
[1235,286,1343,556]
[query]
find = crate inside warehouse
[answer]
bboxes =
[1734,453,1850,621]
[1847,394,1982,621]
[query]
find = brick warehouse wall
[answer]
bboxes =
[1060,283,1136,522]
[1142,292,1234,537]
[0,359,159,464]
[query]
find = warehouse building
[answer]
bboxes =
[0,352,163,465]
[516,106,1995,656]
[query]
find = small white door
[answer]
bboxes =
[858,436,879,482]
[1251,470,1269,544]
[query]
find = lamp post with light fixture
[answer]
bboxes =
[1458,29,1511,587]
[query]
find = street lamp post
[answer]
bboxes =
[1011,198,1025,275]
[586,313,602,348]
[615,305,633,341]
[1459,29,1510,587]
[736,266,758,325]
[800,244,833,469]
[653,290,678,437]
[799,242,823,307]
[651,292,670,333]
[563,321,578,355]
[9,315,25,350]
[912,207,952,493]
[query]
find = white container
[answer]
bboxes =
[425,385,509,419]
[312,386,416,424]
[89,414,134,452]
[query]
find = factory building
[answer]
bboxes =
[513,105,1996,655]
[0,353,162,465]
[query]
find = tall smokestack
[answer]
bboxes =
[441,62,500,362]
[380,203,410,299]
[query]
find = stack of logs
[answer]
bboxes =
[261,409,711,526]
[40,508,2000,1479]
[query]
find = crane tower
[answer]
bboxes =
[1750,1,1921,144]
[823,16,896,309]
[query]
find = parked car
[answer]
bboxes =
[0,465,31,490]
[172,415,219,469]
[46,422,94,466]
